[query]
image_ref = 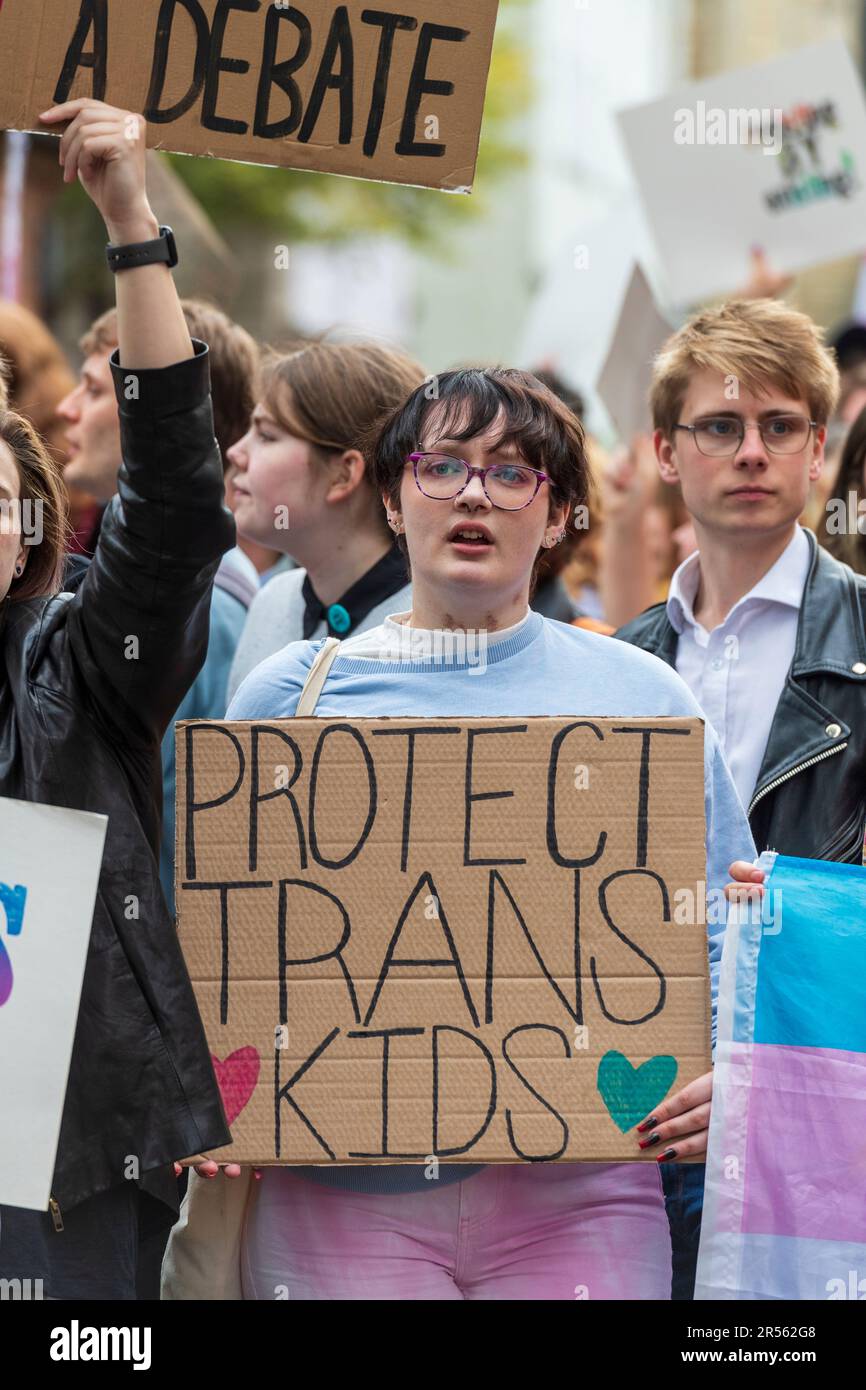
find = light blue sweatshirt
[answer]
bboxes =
[227,611,756,1194]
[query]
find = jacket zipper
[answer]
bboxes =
[748,742,847,816]
[48,1197,64,1232]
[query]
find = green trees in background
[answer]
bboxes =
[165,0,530,247]
[55,0,531,297]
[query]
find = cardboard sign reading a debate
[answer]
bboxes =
[176,716,711,1166]
[0,0,499,192]
[618,39,866,304]
[0,797,107,1210]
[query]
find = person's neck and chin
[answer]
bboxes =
[680,513,804,633]
[403,565,532,635]
[288,506,395,610]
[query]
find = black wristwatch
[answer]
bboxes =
[106,225,178,274]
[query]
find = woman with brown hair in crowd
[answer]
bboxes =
[0,299,99,551]
[226,336,426,698]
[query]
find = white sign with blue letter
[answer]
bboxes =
[0,796,106,1210]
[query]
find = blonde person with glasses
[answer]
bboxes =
[617,297,866,1299]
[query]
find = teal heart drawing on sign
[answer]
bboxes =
[597,1051,678,1133]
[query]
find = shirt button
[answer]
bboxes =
[852,661,866,675]
[327,604,351,634]
[711,657,724,670]
[825,723,842,738]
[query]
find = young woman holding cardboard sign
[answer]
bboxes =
[169,369,761,1301]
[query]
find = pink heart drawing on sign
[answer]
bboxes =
[211,1046,260,1126]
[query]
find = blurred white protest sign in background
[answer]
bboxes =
[596,263,674,442]
[0,798,106,1210]
[618,39,866,305]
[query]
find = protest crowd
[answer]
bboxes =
[0,1,865,1325]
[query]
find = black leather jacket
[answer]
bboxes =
[616,530,866,864]
[0,344,234,1214]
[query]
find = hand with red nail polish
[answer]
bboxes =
[635,1070,713,1158]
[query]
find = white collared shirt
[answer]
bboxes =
[667,526,811,809]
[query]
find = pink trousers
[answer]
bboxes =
[241,1163,671,1301]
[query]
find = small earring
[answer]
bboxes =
[389,517,404,534]
[14,562,23,576]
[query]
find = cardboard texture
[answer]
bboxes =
[176,715,711,1167]
[0,0,499,192]
[0,797,107,1210]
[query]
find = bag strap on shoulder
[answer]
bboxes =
[296,636,342,716]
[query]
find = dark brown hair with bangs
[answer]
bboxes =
[369,367,589,556]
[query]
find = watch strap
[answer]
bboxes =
[107,225,177,273]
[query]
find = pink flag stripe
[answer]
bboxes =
[716,1042,866,1243]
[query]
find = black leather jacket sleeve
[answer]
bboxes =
[65,341,236,745]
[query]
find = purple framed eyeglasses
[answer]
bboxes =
[407,452,549,511]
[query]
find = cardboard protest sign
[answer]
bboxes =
[596,263,673,443]
[0,0,499,193]
[0,797,107,1210]
[176,715,711,1167]
[617,39,866,304]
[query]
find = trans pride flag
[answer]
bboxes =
[696,852,866,1300]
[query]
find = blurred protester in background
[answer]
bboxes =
[60,297,258,588]
[617,296,866,1299]
[530,366,611,630]
[529,368,584,621]
[226,338,424,699]
[818,400,866,577]
[806,327,866,533]
[597,435,696,628]
[56,298,261,926]
[828,318,866,381]
[0,300,99,551]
